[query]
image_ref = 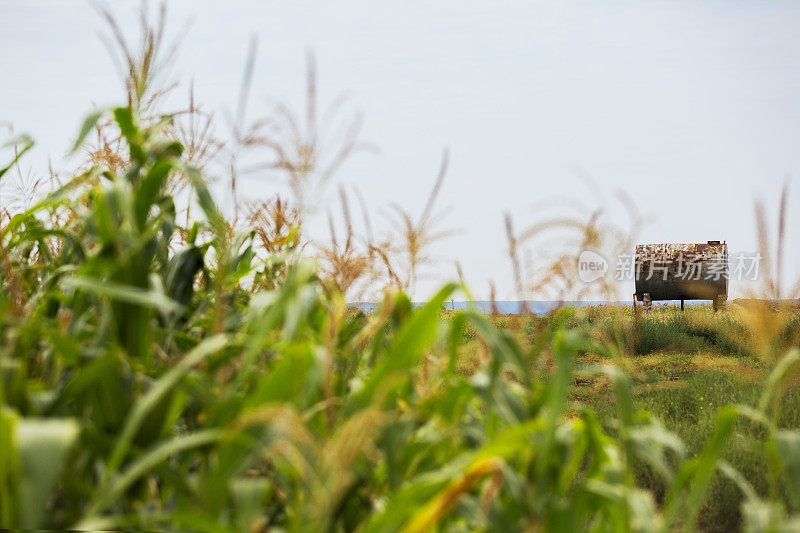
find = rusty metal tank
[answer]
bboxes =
[634,241,728,309]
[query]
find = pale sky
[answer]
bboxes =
[2,0,800,300]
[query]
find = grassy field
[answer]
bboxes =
[456,304,800,531]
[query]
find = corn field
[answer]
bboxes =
[2,5,800,531]
[0,104,798,532]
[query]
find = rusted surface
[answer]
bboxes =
[635,242,727,261]
[634,241,728,302]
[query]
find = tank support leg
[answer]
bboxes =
[681,299,684,311]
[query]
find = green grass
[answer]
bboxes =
[589,368,775,532]
[456,306,800,531]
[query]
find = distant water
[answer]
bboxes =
[352,300,711,315]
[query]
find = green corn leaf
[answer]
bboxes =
[535,329,582,477]
[244,343,320,408]
[134,157,176,229]
[759,348,800,412]
[165,246,205,307]
[80,429,224,523]
[96,335,227,497]
[70,107,109,154]
[230,477,271,532]
[353,282,458,408]
[16,418,80,529]
[0,134,34,179]
[64,276,184,315]
[665,405,739,528]
[773,430,800,510]
[1,167,101,238]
